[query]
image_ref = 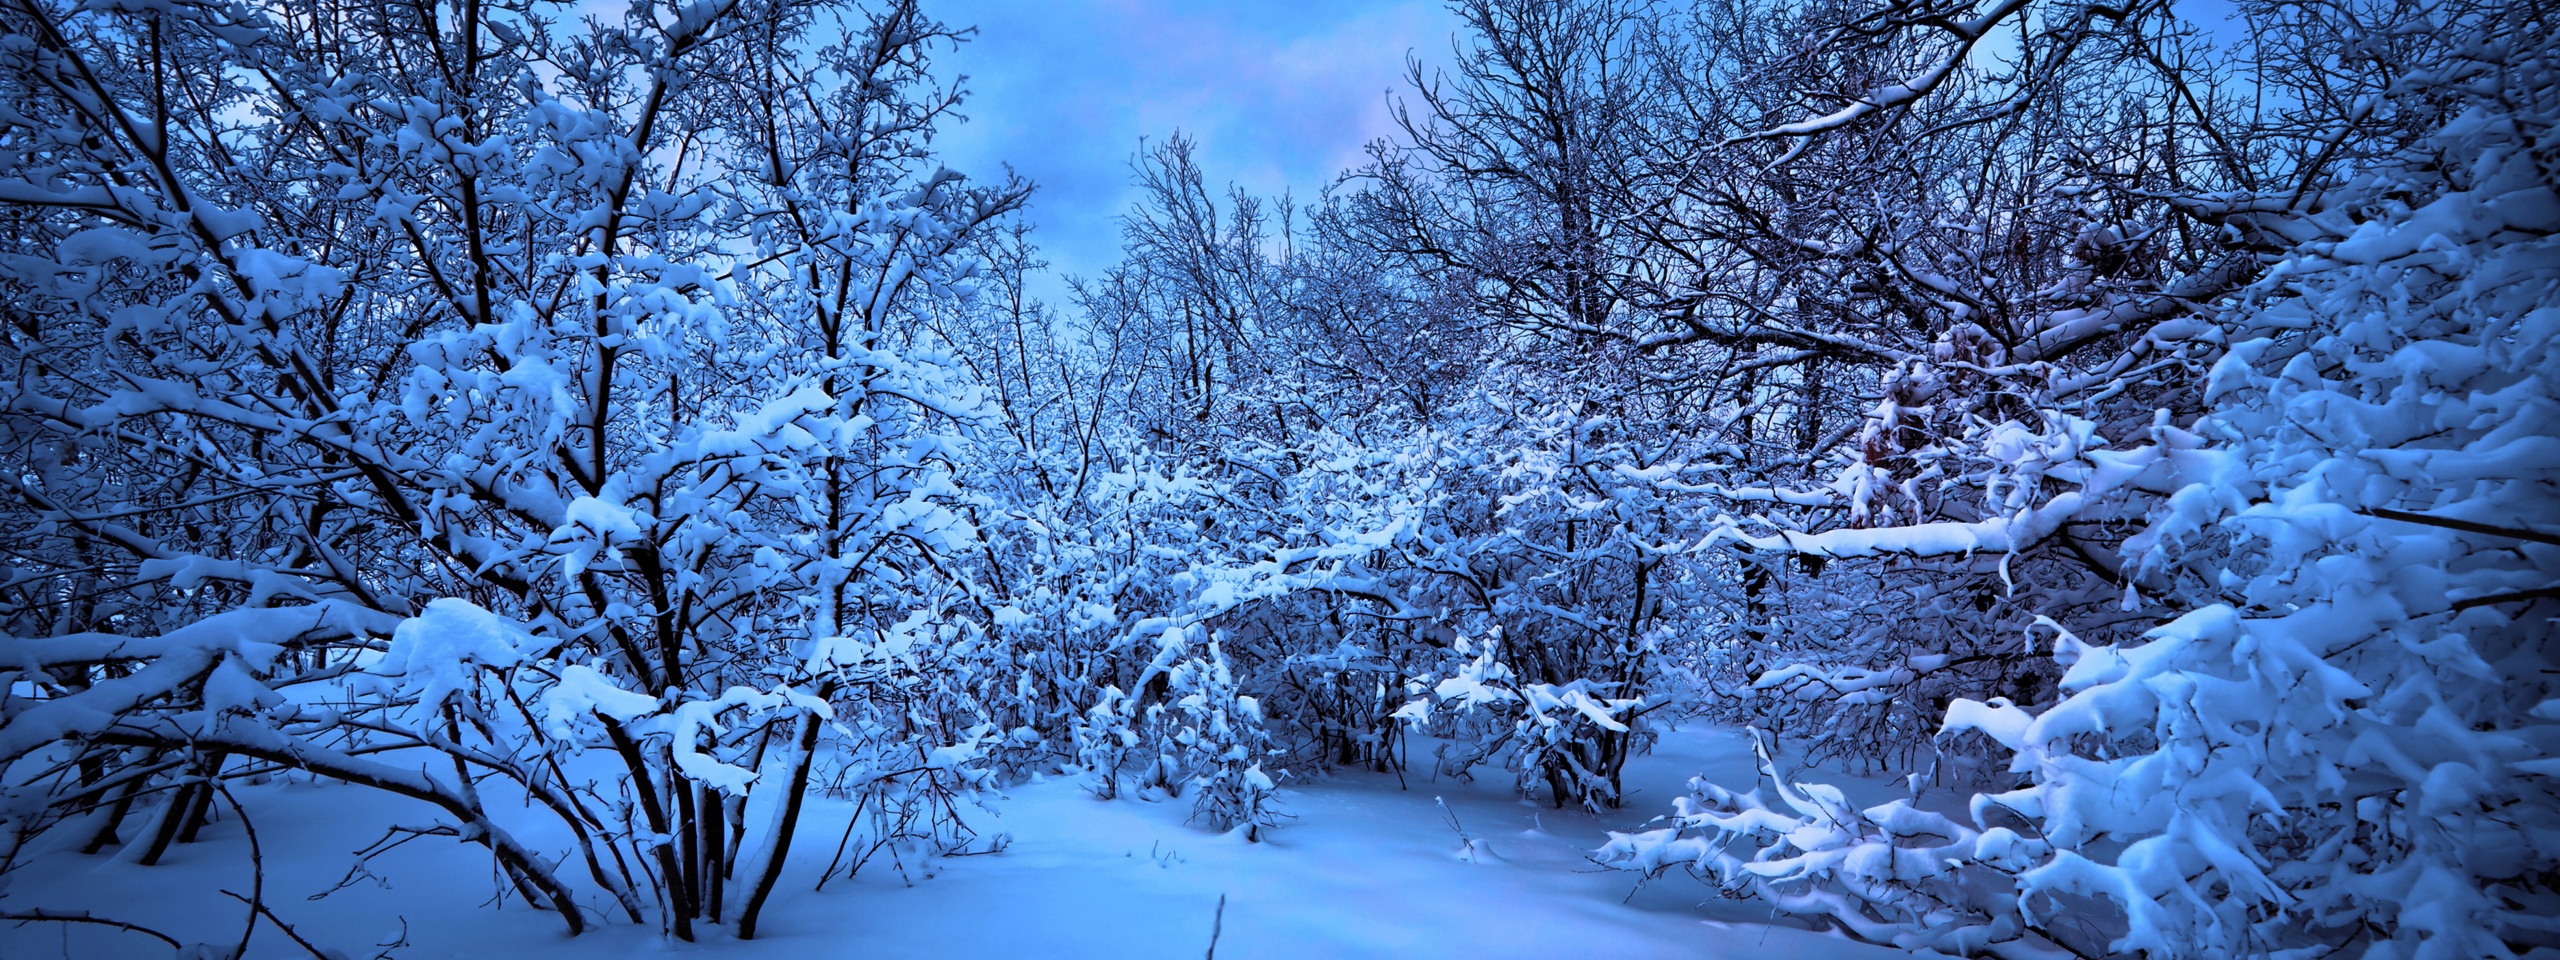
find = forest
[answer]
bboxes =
[1,0,2553,956]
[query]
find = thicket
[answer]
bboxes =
[2,0,2549,955]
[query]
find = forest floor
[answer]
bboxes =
[3,724,1918,959]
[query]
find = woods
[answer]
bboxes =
[3,0,2552,956]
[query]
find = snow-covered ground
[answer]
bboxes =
[3,725,1912,959]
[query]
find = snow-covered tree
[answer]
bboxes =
[1,0,1025,941]
[1599,2,2559,956]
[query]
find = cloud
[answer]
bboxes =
[925,0,1459,299]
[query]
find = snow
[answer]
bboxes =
[5,0,2551,955]
[378,599,537,710]
[539,665,659,740]
[0,726,1908,960]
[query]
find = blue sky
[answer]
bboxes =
[926,1,1464,301]
[917,0,2253,305]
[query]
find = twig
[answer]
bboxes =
[1435,796,1468,839]
[1205,893,1226,960]
[2362,507,2560,547]
[220,890,337,960]
[0,910,183,950]
[815,788,874,892]
[374,916,412,960]
[2450,586,2560,612]
[217,782,261,957]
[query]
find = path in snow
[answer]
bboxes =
[4,725,1913,959]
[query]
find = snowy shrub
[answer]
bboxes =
[1057,621,1282,834]
[1595,729,2038,954]
[4,0,2548,951]
[1153,637,1284,838]
[1402,632,1650,810]
[0,0,1029,941]
[1603,10,2560,956]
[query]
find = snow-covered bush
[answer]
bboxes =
[6,0,2547,952]
[1402,631,1650,808]
[1152,635,1283,838]
[0,0,1028,941]
[1602,9,2560,955]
